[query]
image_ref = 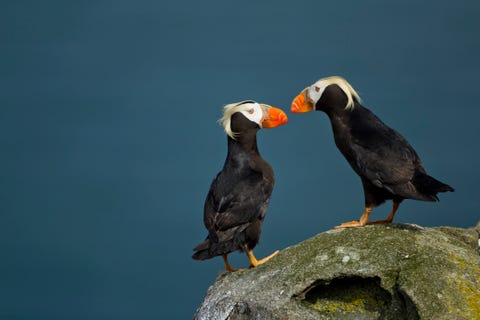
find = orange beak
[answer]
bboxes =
[261,105,288,128]
[291,88,314,113]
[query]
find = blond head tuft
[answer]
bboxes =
[218,101,255,139]
[313,76,361,110]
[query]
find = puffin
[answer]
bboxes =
[291,76,454,228]
[192,101,288,271]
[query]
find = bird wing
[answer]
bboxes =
[203,171,272,239]
[351,142,415,188]
[349,109,421,190]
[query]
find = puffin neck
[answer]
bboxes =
[325,102,362,142]
[227,132,260,156]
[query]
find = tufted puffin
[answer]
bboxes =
[291,76,454,228]
[192,101,288,271]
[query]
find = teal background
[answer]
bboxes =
[1,1,479,319]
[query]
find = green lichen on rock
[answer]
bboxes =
[194,224,480,320]
[302,277,394,319]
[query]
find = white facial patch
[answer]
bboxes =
[309,76,362,110]
[308,84,326,105]
[239,102,264,127]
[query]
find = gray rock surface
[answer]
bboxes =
[194,224,480,320]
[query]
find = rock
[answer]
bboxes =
[194,224,480,320]
[474,222,480,255]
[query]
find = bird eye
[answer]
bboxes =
[248,108,254,114]
[314,86,320,92]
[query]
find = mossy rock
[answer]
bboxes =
[194,224,480,320]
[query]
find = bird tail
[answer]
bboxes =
[192,224,251,260]
[414,172,454,201]
[192,238,240,261]
[192,239,214,260]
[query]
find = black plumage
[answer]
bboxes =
[291,76,454,228]
[193,101,287,270]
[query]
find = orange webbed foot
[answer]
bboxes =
[334,207,373,229]
[334,220,367,229]
[223,254,245,272]
[247,250,279,268]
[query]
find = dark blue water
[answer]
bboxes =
[1,1,479,319]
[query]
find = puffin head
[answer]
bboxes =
[291,76,361,113]
[220,100,288,139]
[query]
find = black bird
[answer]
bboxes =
[291,76,454,228]
[193,101,288,271]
